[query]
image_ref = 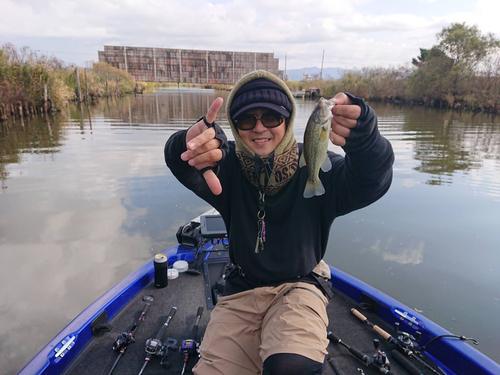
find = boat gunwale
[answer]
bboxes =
[329,266,500,375]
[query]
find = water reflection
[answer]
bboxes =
[0,113,62,189]
[401,107,499,187]
[366,238,425,265]
[97,88,227,128]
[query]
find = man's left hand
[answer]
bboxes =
[328,93,361,147]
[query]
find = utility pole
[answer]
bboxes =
[320,50,325,80]
[284,55,287,81]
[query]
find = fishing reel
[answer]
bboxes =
[394,322,421,351]
[180,338,200,358]
[112,331,135,351]
[371,339,390,372]
[144,337,178,368]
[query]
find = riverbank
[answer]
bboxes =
[3,20,500,122]
[0,44,137,122]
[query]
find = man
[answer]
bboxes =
[165,70,394,374]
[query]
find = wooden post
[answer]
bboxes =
[44,84,48,113]
[84,68,89,102]
[0,105,6,121]
[75,68,82,102]
[116,76,119,96]
[105,73,109,96]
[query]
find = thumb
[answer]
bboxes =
[203,169,222,195]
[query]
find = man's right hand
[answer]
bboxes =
[181,97,224,195]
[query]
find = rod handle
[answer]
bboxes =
[327,331,341,344]
[349,347,369,363]
[391,350,424,375]
[191,306,204,339]
[351,308,394,343]
[142,303,151,316]
[351,308,367,322]
[373,325,392,341]
[196,306,204,319]
[157,306,177,340]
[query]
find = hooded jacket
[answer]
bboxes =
[165,70,394,294]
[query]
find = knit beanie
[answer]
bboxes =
[230,78,293,120]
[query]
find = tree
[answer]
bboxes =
[408,23,500,108]
[407,47,454,106]
[437,23,500,68]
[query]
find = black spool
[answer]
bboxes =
[154,254,168,288]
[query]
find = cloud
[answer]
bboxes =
[1,0,499,69]
[367,238,425,265]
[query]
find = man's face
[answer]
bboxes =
[237,108,286,157]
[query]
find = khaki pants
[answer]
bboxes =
[192,281,329,375]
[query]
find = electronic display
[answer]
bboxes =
[200,215,227,238]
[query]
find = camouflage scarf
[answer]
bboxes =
[236,141,299,196]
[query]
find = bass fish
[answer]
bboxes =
[299,97,335,198]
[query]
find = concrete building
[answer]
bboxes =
[98,45,283,84]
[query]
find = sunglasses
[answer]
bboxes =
[234,112,285,131]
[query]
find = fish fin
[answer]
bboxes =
[299,151,306,168]
[320,155,332,172]
[303,179,326,198]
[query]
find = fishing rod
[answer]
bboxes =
[391,350,424,375]
[137,306,178,375]
[327,331,393,374]
[351,308,446,375]
[107,302,151,375]
[180,306,204,375]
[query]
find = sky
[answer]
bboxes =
[1,0,499,70]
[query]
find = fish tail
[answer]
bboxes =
[303,179,325,198]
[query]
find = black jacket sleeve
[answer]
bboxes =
[164,123,229,210]
[325,93,395,217]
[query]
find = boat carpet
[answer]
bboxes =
[64,270,440,375]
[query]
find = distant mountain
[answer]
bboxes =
[284,66,345,81]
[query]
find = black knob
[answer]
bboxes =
[373,338,380,349]
[415,331,422,341]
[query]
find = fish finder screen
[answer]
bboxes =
[206,216,226,232]
[200,215,227,238]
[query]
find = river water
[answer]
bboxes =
[1,88,499,374]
